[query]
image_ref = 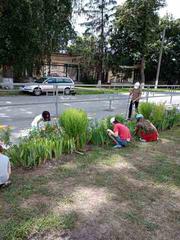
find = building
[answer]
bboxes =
[43,53,82,81]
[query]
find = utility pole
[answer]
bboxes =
[155,28,166,89]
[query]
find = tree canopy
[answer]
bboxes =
[0,0,75,79]
[110,0,166,83]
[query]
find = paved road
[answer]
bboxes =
[0,92,179,141]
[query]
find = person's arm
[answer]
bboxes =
[129,89,133,96]
[107,129,118,137]
[134,123,142,136]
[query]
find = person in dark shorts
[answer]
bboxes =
[128,82,142,120]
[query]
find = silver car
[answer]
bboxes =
[20,77,75,96]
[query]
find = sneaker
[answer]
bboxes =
[113,144,122,149]
[140,138,146,142]
[2,180,11,188]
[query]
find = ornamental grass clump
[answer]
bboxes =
[139,102,155,119]
[150,104,166,130]
[139,102,179,131]
[90,119,112,146]
[59,108,88,150]
[0,125,12,145]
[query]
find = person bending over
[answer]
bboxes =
[135,114,159,142]
[107,117,132,148]
[31,111,51,129]
[0,145,11,187]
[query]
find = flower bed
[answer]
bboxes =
[4,104,180,168]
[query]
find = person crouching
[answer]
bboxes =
[135,114,159,142]
[107,117,132,148]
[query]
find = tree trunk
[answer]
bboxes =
[140,56,145,83]
[2,65,14,89]
[2,65,13,78]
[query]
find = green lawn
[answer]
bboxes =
[1,87,179,97]
[0,128,180,240]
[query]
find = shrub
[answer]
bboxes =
[7,138,54,167]
[115,114,126,124]
[60,108,88,150]
[161,108,180,130]
[150,104,166,130]
[139,102,155,119]
[139,102,179,131]
[0,126,12,145]
[89,119,112,146]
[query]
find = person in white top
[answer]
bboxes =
[31,111,52,129]
[0,145,11,187]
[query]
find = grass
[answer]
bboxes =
[0,127,180,239]
[0,87,179,96]
[76,87,129,95]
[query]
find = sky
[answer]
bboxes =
[75,0,180,33]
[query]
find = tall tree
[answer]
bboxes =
[110,0,165,83]
[0,0,75,80]
[81,0,117,83]
[68,35,101,83]
[145,17,180,84]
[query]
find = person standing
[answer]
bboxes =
[135,114,159,142]
[107,117,131,148]
[128,82,142,120]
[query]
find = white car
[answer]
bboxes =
[20,77,75,96]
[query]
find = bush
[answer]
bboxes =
[0,126,12,145]
[150,104,166,130]
[89,119,112,146]
[139,102,155,119]
[60,108,88,150]
[139,102,179,131]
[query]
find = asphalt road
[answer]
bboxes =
[0,92,180,141]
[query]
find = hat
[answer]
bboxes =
[134,82,140,89]
[135,114,144,120]
[110,117,115,124]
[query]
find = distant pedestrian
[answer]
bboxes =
[31,111,52,129]
[135,114,159,142]
[128,82,142,120]
[0,145,11,187]
[107,117,131,148]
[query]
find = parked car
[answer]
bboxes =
[20,77,75,96]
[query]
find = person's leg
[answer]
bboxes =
[135,101,139,113]
[114,136,127,147]
[128,101,133,119]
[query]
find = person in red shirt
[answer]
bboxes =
[107,117,132,148]
[135,114,159,142]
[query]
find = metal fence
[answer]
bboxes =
[0,84,180,118]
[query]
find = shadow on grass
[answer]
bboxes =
[0,129,180,240]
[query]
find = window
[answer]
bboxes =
[35,77,47,83]
[63,78,72,83]
[47,78,56,84]
[56,78,63,84]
